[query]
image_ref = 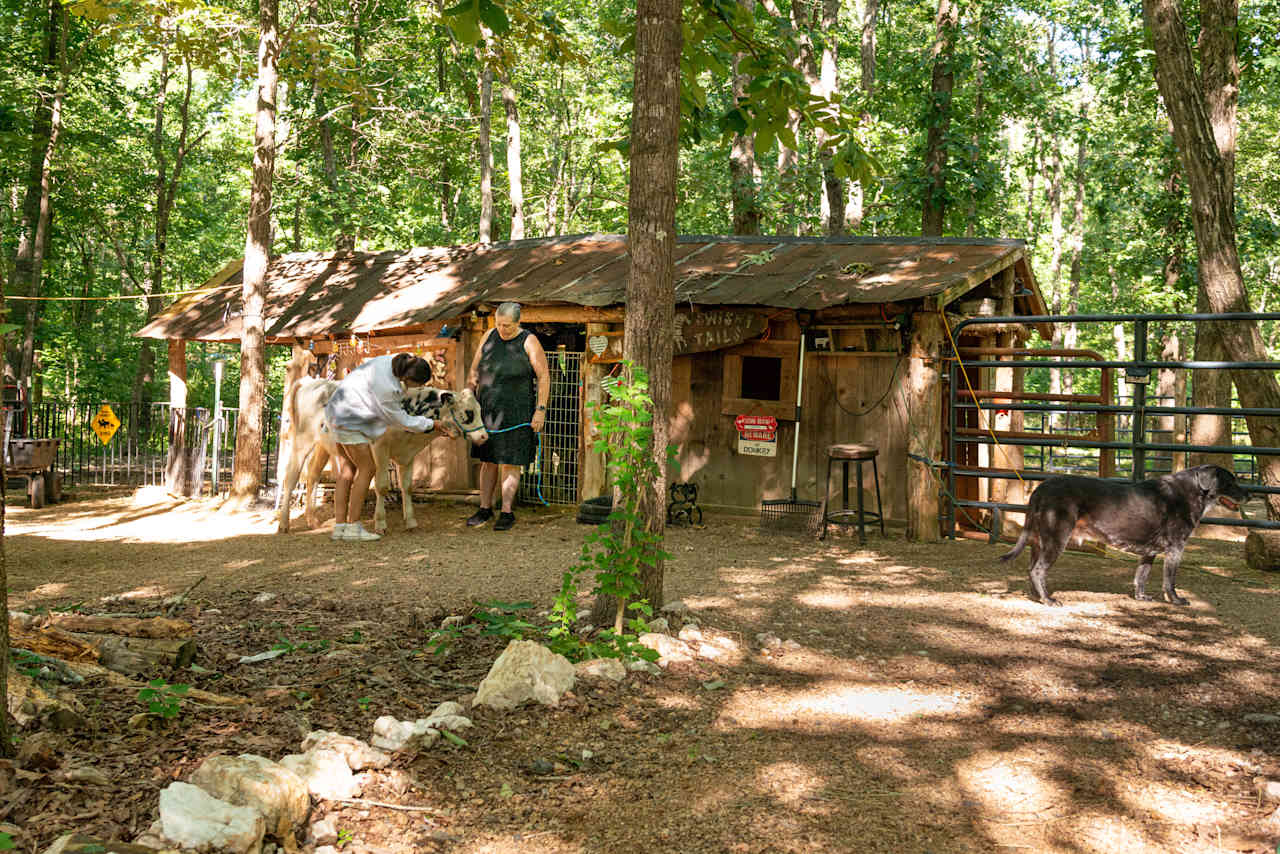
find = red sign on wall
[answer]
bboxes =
[734,415,778,431]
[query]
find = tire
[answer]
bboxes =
[44,471,61,503]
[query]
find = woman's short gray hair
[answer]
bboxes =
[496,301,522,321]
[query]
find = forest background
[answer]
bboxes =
[1,0,1278,412]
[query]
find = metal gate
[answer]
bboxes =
[518,350,582,506]
[943,312,1280,540]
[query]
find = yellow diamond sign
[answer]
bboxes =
[92,404,121,445]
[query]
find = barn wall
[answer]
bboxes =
[669,340,912,520]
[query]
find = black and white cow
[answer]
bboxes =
[276,377,488,534]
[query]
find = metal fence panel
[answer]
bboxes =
[944,312,1280,539]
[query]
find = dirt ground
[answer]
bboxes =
[4,483,1280,854]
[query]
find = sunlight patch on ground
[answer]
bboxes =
[793,588,859,610]
[654,692,700,711]
[754,761,826,807]
[956,748,1068,823]
[718,680,981,732]
[223,559,264,570]
[112,585,170,600]
[8,489,278,544]
[26,583,68,598]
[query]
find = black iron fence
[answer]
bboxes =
[14,398,281,495]
[945,312,1280,539]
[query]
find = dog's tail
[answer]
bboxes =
[1000,526,1029,562]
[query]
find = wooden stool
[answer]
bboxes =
[821,443,884,544]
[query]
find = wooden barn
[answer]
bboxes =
[136,233,1051,540]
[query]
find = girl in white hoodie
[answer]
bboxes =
[323,353,436,541]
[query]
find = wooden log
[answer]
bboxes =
[7,619,99,663]
[67,633,197,674]
[42,833,181,854]
[6,672,87,729]
[61,660,248,706]
[43,614,194,639]
[1245,530,1280,572]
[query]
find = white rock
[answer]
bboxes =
[279,748,360,801]
[637,633,694,665]
[430,701,465,718]
[626,659,662,676]
[310,816,339,846]
[1257,778,1280,803]
[473,640,576,711]
[252,593,277,605]
[756,633,782,649]
[239,649,287,664]
[646,618,670,634]
[188,754,309,843]
[660,600,690,617]
[370,716,439,752]
[158,781,266,854]
[697,642,728,661]
[677,625,704,643]
[425,713,473,733]
[301,731,391,770]
[575,658,626,682]
[440,615,467,629]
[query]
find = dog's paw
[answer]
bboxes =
[1165,592,1189,606]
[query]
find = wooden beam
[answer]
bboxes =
[167,339,187,410]
[906,311,943,542]
[472,304,625,324]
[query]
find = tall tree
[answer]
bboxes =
[1143,0,1280,518]
[477,62,495,243]
[502,72,525,240]
[846,0,876,229]
[729,0,762,235]
[9,0,66,392]
[921,0,958,235]
[590,0,680,624]
[230,0,279,505]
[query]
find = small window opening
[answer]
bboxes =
[741,356,783,401]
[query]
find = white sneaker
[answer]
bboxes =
[342,522,382,541]
[331,523,351,541]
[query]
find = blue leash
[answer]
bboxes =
[452,415,548,506]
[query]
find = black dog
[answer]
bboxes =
[1000,465,1249,606]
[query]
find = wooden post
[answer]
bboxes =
[990,268,1024,535]
[167,339,187,409]
[907,310,943,542]
[579,322,611,501]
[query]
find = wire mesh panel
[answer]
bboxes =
[20,398,280,494]
[519,350,582,506]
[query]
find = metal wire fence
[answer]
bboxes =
[16,398,281,496]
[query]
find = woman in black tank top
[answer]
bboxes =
[464,302,550,531]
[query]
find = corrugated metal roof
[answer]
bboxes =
[137,234,1041,342]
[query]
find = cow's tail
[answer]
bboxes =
[1000,525,1030,562]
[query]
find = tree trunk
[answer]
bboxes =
[1144,0,1280,519]
[1062,67,1087,400]
[589,0,680,625]
[229,0,279,505]
[846,0,877,229]
[477,62,494,243]
[921,0,957,236]
[729,0,761,235]
[311,0,352,250]
[12,0,66,395]
[1191,289,1234,468]
[437,41,453,229]
[501,74,525,240]
[817,0,843,235]
[965,8,985,237]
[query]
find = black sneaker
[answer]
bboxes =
[494,511,516,531]
[466,507,494,527]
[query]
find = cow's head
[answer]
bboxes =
[400,386,488,444]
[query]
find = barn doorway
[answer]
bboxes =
[521,324,584,506]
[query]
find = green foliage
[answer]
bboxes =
[546,360,666,663]
[137,678,190,720]
[272,633,332,654]
[0,832,14,851]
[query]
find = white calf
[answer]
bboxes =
[276,377,488,533]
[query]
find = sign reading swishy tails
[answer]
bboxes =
[587,309,768,363]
